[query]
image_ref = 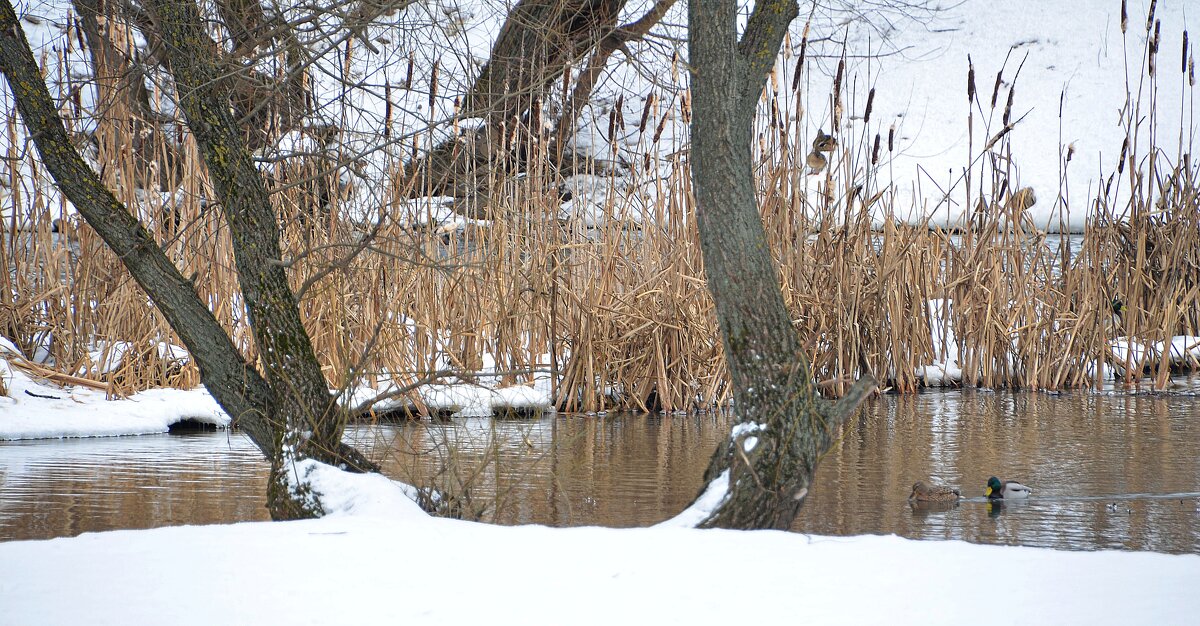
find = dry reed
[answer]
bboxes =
[2,7,1198,413]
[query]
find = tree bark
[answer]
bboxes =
[686,0,874,530]
[0,0,374,520]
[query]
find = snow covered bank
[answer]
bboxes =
[1,461,1197,625]
[0,341,227,440]
[0,337,551,440]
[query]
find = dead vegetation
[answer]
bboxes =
[2,3,1197,410]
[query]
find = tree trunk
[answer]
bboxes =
[410,0,629,202]
[685,0,875,530]
[0,0,374,520]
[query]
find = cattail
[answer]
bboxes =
[833,58,845,126]
[638,93,654,134]
[405,52,414,90]
[1118,137,1129,174]
[1190,55,1195,86]
[793,24,810,92]
[680,92,691,125]
[1146,0,1157,34]
[888,125,895,152]
[1149,20,1160,76]
[1003,85,1015,126]
[967,56,976,103]
[607,109,618,143]
[991,70,1003,109]
[384,80,392,139]
[1184,31,1190,74]
[1120,0,1127,34]
[429,60,438,110]
[652,109,670,144]
[614,94,626,129]
[74,13,86,52]
[864,87,875,124]
[872,133,881,165]
[1066,141,1075,163]
[833,58,845,98]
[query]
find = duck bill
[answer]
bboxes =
[984,487,993,497]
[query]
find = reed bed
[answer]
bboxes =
[2,6,1197,412]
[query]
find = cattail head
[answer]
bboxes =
[888,125,895,152]
[638,93,654,134]
[793,22,810,92]
[1146,0,1157,34]
[991,70,1003,109]
[872,133,881,165]
[1183,31,1190,74]
[1003,85,1015,126]
[865,88,876,125]
[967,56,976,103]
[1121,0,1127,34]
[429,60,439,110]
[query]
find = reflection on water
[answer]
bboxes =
[2,388,1199,553]
[0,432,269,541]
[802,390,1200,553]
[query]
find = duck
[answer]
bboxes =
[812,129,838,153]
[909,480,961,502]
[985,476,1032,500]
[805,150,828,175]
[805,130,837,175]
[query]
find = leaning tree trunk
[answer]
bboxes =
[685,0,875,530]
[0,0,374,521]
[411,0,625,204]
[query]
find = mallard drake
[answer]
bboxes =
[812,129,838,153]
[985,476,1032,499]
[909,480,961,502]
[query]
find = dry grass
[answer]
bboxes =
[2,10,1198,410]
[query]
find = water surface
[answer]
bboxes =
[2,388,1198,553]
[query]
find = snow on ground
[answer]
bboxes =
[0,336,552,440]
[1,460,1197,626]
[0,339,227,440]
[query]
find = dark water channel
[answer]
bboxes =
[3,388,1199,553]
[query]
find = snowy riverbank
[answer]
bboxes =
[1,460,1197,625]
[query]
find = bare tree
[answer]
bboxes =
[684,0,874,530]
[0,0,373,519]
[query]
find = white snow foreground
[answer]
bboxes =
[1,459,1197,626]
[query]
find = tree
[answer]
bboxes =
[410,0,676,208]
[684,0,874,529]
[0,0,373,520]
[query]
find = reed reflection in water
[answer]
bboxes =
[2,389,1198,553]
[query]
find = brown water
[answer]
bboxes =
[3,389,1199,553]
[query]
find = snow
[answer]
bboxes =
[1,459,1197,626]
[0,338,550,440]
[0,340,228,440]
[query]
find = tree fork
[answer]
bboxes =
[685,0,874,530]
